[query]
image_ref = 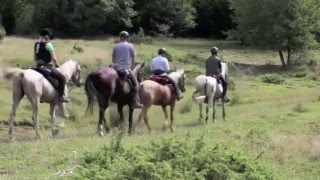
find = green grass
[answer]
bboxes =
[0,37,320,179]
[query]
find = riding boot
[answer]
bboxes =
[128,71,142,108]
[49,66,69,103]
[166,75,183,101]
[219,75,229,103]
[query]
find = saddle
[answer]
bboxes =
[31,66,59,89]
[207,73,221,84]
[110,65,133,90]
[150,75,175,93]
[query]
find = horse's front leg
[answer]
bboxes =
[169,102,176,132]
[162,105,169,130]
[98,108,108,136]
[128,107,134,134]
[50,103,59,136]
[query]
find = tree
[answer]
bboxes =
[192,0,235,39]
[133,0,196,36]
[228,0,320,66]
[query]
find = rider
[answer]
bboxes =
[34,28,69,103]
[150,48,183,101]
[112,31,142,108]
[205,47,228,101]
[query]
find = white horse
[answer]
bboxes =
[192,62,228,122]
[3,60,81,140]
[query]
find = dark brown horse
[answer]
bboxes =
[84,63,145,136]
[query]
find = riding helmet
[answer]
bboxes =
[211,47,219,54]
[158,48,167,55]
[40,28,54,40]
[119,31,129,39]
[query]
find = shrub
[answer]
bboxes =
[227,76,236,91]
[179,99,193,114]
[130,27,153,44]
[230,94,240,106]
[0,26,6,41]
[293,103,308,113]
[260,73,285,84]
[75,135,274,179]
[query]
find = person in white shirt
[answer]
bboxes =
[150,48,182,101]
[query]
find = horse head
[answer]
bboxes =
[132,62,145,83]
[60,60,81,87]
[169,69,186,93]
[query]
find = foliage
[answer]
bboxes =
[75,136,273,179]
[0,26,5,40]
[293,103,308,113]
[260,73,285,85]
[192,0,235,38]
[129,27,153,44]
[133,0,196,36]
[229,0,320,65]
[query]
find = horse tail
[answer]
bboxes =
[193,79,208,104]
[84,73,97,115]
[2,67,24,80]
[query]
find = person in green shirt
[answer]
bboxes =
[34,28,69,103]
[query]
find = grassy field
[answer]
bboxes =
[0,37,320,179]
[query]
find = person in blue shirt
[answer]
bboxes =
[150,48,182,101]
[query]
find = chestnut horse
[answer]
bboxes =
[136,70,186,132]
[84,63,144,136]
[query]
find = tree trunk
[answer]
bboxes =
[287,48,291,65]
[278,50,286,66]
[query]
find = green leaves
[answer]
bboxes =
[75,136,273,179]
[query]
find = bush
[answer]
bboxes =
[179,99,193,114]
[227,76,236,91]
[130,27,153,44]
[0,26,6,41]
[75,135,273,179]
[260,73,285,84]
[293,103,308,113]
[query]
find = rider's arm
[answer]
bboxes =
[46,43,59,67]
[218,60,222,74]
[164,58,170,72]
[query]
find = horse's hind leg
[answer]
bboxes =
[205,106,209,123]
[199,103,203,121]
[142,106,152,132]
[31,100,41,139]
[162,105,168,130]
[169,102,176,132]
[212,99,216,123]
[50,104,59,136]
[8,84,25,140]
[222,99,226,121]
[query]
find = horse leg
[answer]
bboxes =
[50,104,59,136]
[222,98,226,121]
[117,104,124,127]
[128,107,134,134]
[162,105,169,130]
[199,103,203,121]
[98,108,106,136]
[205,105,209,123]
[142,106,152,132]
[31,100,41,139]
[212,99,216,123]
[8,86,24,140]
[169,102,176,132]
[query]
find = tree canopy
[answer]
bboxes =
[228,0,320,65]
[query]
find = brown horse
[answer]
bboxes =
[84,63,145,136]
[136,70,186,132]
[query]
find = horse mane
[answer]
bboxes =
[168,69,185,83]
